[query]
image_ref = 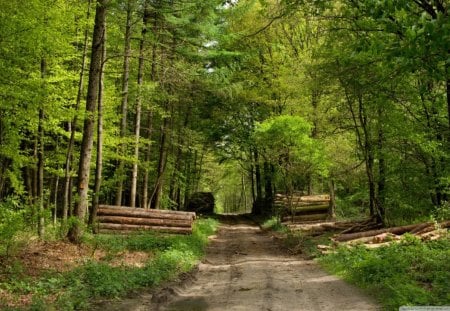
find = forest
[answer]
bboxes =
[0,0,449,309]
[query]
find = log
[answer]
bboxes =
[339,219,381,234]
[282,213,328,223]
[274,199,330,206]
[98,215,192,228]
[287,204,330,213]
[99,205,196,217]
[409,222,433,234]
[335,223,424,242]
[98,206,195,221]
[98,223,192,234]
[275,194,330,202]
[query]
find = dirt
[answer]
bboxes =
[0,239,151,308]
[102,216,380,311]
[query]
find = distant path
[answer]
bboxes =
[104,216,380,311]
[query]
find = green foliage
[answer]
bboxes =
[254,115,329,193]
[261,216,287,233]
[320,237,450,310]
[0,218,218,310]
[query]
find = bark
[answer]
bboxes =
[150,118,168,209]
[98,223,192,234]
[37,58,46,239]
[89,21,106,226]
[328,179,336,219]
[142,14,158,209]
[142,111,154,209]
[263,162,274,212]
[98,215,192,227]
[335,223,429,242]
[282,213,329,222]
[115,0,133,206]
[376,107,386,221]
[98,205,195,219]
[63,0,92,222]
[286,204,330,213]
[68,0,107,243]
[130,2,149,207]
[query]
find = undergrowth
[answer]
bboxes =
[319,235,450,310]
[0,218,218,310]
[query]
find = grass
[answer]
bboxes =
[0,218,218,310]
[319,234,450,310]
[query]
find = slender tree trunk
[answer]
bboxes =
[376,107,386,222]
[37,58,46,239]
[252,149,263,214]
[130,2,149,207]
[116,0,133,206]
[68,0,107,243]
[150,118,168,209]
[142,16,158,209]
[263,162,274,213]
[142,111,153,209]
[53,175,59,226]
[169,104,191,209]
[63,0,92,222]
[89,22,106,226]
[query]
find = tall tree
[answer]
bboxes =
[68,0,108,243]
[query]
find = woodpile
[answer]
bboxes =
[275,193,332,224]
[316,220,450,254]
[97,205,196,234]
[286,220,367,236]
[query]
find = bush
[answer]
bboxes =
[320,237,450,310]
[0,218,219,310]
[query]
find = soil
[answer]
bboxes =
[0,239,151,308]
[102,216,381,311]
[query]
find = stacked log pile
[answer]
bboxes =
[97,205,196,234]
[286,219,378,236]
[275,194,332,223]
[317,220,450,254]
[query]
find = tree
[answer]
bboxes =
[68,0,108,243]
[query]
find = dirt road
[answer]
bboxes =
[106,217,380,311]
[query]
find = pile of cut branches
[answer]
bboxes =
[317,220,450,254]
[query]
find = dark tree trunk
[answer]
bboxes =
[68,0,107,243]
[115,0,133,206]
[63,0,92,222]
[150,118,168,209]
[37,59,46,238]
[89,21,106,226]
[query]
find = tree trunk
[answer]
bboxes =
[68,0,107,243]
[376,107,386,222]
[63,0,92,222]
[89,21,106,226]
[263,162,274,213]
[37,58,46,238]
[150,118,168,209]
[130,2,149,207]
[115,0,133,206]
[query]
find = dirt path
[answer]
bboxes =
[105,217,380,311]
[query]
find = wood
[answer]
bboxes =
[336,223,424,242]
[274,200,330,207]
[275,194,330,202]
[336,220,450,242]
[287,204,329,213]
[96,206,196,235]
[68,0,108,243]
[98,205,196,219]
[282,213,328,223]
[98,215,192,227]
[99,223,192,234]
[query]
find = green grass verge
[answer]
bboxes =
[319,234,450,310]
[0,218,218,310]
